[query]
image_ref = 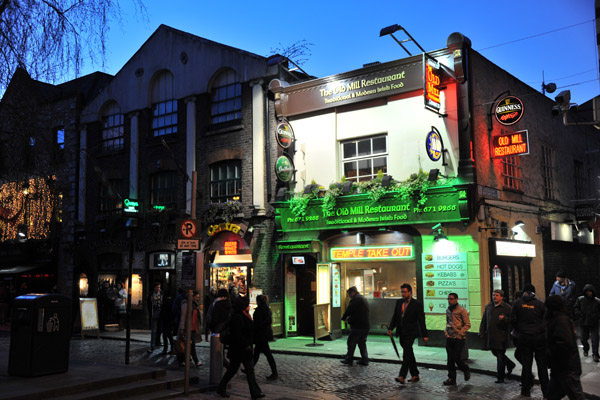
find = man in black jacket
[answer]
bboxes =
[575,284,600,362]
[387,283,428,384]
[510,284,549,398]
[341,286,370,366]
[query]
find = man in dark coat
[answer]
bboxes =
[253,295,278,380]
[545,295,586,400]
[217,296,264,399]
[341,286,370,366]
[510,284,549,398]
[479,289,515,383]
[574,284,600,362]
[387,283,428,383]
[549,271,577,319]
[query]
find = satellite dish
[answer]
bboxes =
[543,82,557,94]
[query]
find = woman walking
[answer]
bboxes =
[178,291,202,367]
[253,295,278,380]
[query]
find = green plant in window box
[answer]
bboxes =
[289,194,312,217]
[321,182,343,216]
[394,169,430,206]
[202,200,242,224]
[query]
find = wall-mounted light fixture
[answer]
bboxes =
[514,220,525,228]
[428,169,448,182]
[431,223,447,241]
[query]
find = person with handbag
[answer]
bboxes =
[177,291,202,367]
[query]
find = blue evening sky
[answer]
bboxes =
[80,0,598,105]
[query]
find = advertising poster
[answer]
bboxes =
[79,298,99,331]
[422,252,469,314]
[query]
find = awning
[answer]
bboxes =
[208,253,253,268]
[207,263,252,268]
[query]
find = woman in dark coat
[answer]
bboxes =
[217,296,264,399]
[253,295,278,380]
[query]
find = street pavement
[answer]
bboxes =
[1,328,599,399]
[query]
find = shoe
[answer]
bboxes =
[409,376,420,383]
[464,369,471,381]
[443,378,456,386]
[395,376,405,384]
[252,393,266,399]
[495,379,505,384]
[340,359,353,365]
[266,373,279,380]
[520,389,530,397]
[216,389,230,398]
[594,355,600,362]
[584,351,589,357]
[147,349,154,353]
[357,360,369,366]
[506,364,514,378]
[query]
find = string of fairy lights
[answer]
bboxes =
[0,176,57,241]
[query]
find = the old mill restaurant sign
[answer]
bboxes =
[275,188,469,232]
[278,59,424,116]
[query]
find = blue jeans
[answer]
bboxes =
[345,328,369,363]
[150,318,161,349]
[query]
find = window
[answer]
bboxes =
[101,102,124,153]
[56,127,65,150]
[210,70,241,124]
[574,160,586,199]
[210,160,241,202]
[151,71,177,137]
[151,172,176,207]
[341,135,387,182]
[501,156,523,191]
[542,145,556,200]
[100,180,124,211]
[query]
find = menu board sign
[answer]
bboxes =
[422,252,469,314]
[332,263,341,307]
[79,298,99,331]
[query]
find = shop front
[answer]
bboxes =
[488,238,535,302]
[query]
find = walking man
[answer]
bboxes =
[443,293,471,385]
[550,271,577,319]
[387,283,428,384]
[341,286,370,366]
[574,284,600,362]
[511,284,549,398]
[479,289,516,383]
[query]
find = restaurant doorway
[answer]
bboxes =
[296,255,317,336]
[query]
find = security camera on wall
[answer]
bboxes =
[555,90,571,109]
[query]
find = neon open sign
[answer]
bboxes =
[491,130,529,158]
[330,245,413,261]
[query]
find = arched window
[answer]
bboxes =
[151,71,177,137]
[210,70,241,124]
[101,101,124,153]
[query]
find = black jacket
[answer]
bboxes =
[510,291,545,336]
[388,298,427,339]
[546,295,581,374]
[575,284,600,327]
[342,293,370,330]
[227,310,254,362]
[253,303,274,344]
[209,298,232,333]
[479,301,512,350]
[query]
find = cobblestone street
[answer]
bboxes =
[0,333,548,399]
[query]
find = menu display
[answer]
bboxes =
[332,263,341,307]
[422,253,469,314]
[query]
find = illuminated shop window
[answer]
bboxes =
[210,69,241,124]
[341,135,387,182]
[101,102,124,153]
[151,70,177,137]
[502,156,522,191]
[210,160,241,202]
[542,145,556,200]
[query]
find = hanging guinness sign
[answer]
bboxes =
[275,119,294,149]
[494,96,524,126]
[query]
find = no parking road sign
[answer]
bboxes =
[176,219,200,250]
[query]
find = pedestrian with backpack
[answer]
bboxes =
[217,296,264,399]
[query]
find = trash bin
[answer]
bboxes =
[8,293,72,377]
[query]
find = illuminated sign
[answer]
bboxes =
[425,127,444,162]
[224,241,239,255]
[153,205,165,211]
[292,256,305,264]
[495,241,536,257]
[275,155,294,182]
[276,119,295,149]
[330,245,413,261]
[207,222,241,236]
[123,198,139,214]
[495,96,524,126]
[491,130,529,158]
[424,59,441,111]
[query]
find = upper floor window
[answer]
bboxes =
[210,160,241,202]
[151,171,176,208]
[574,160,586,199]
[100,180,124,212]
[341,135,387,182]
[542,145,556,200]
[502,156,522,191]
[101,102,124,153]
[56,127,65,150]
[151,71,177,137]
[210,70,241,124]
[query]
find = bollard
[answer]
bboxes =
[209,333,224,384]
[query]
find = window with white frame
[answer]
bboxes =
[150,171,176,207]
[501,156,523,191]
[210,160,241,202]
[341,135,387,182]
[210,70,241,124]
[101,102,124,153]
[542,145,556,200]
[151,71,177,137]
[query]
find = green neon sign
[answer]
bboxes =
[153,205,165,211]
[123,198,140,214]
